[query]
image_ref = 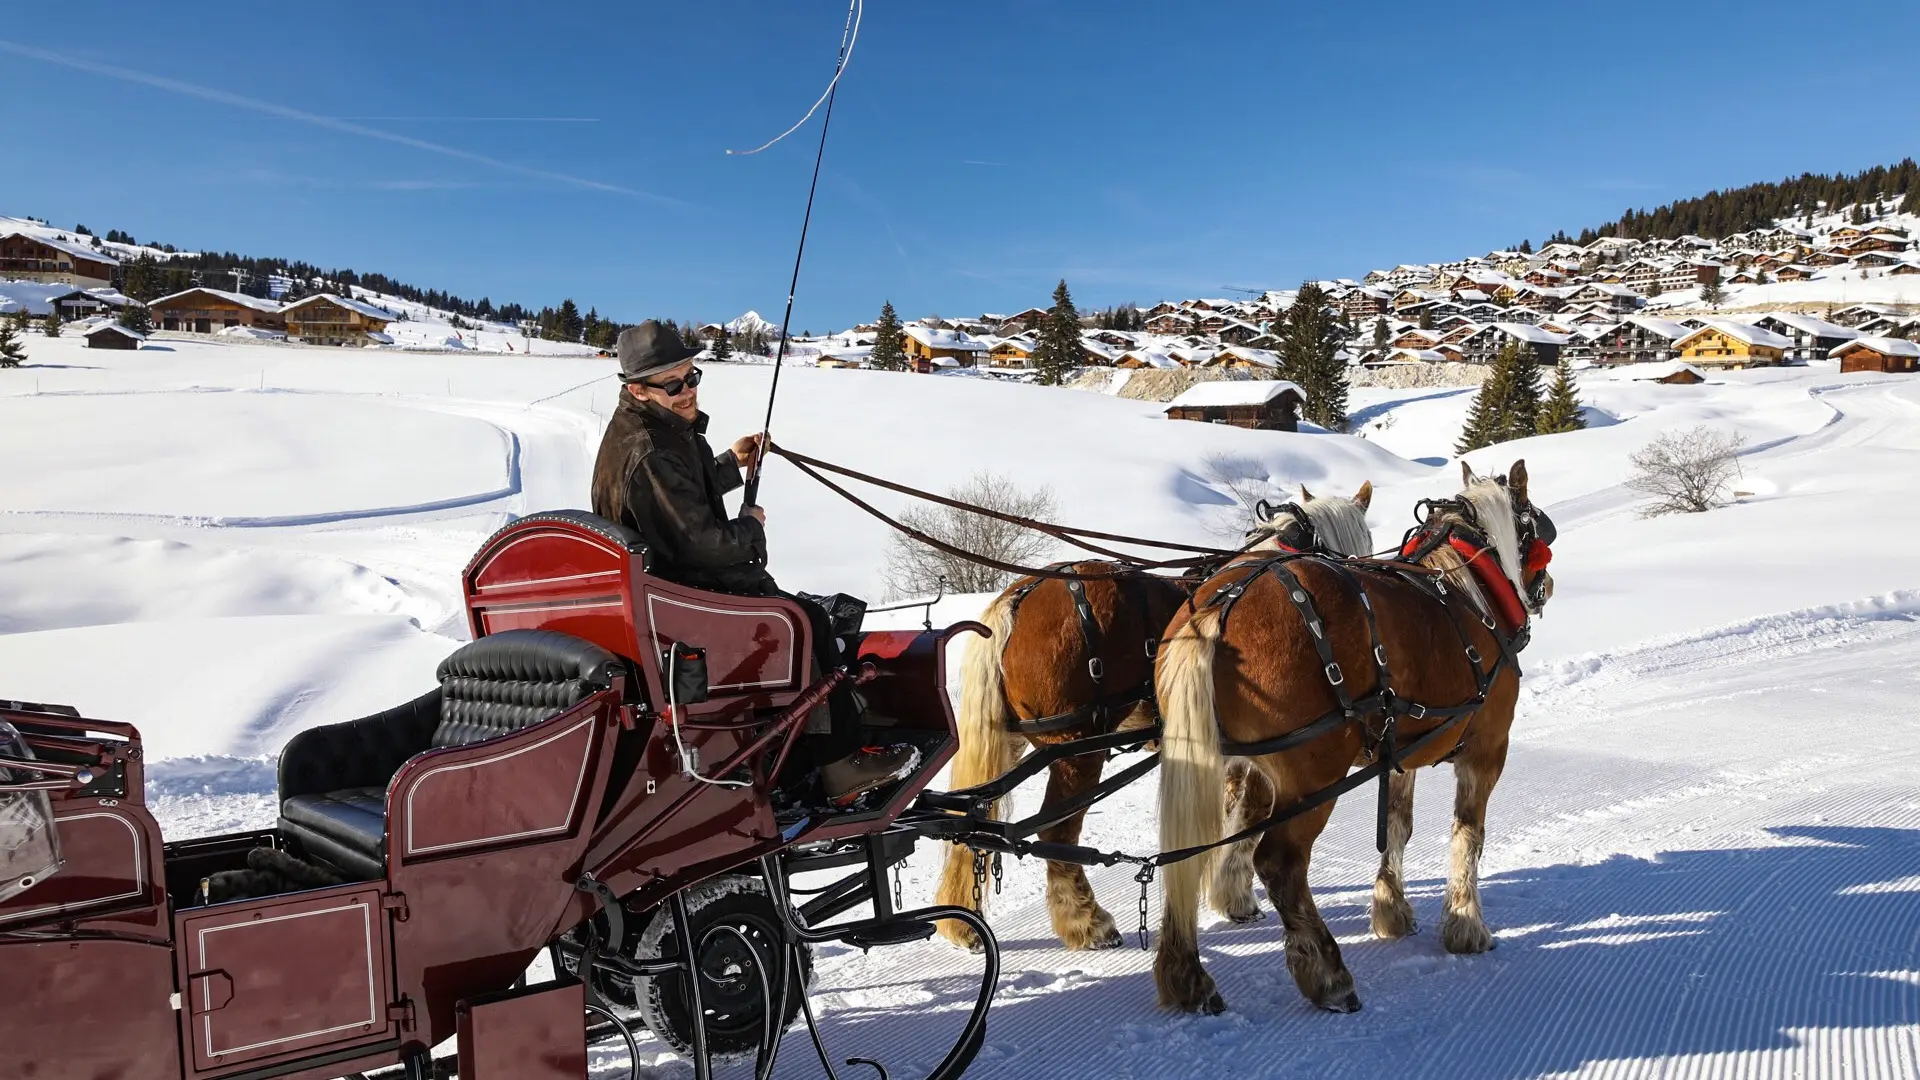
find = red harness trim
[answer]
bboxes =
[1400,530,1534,635]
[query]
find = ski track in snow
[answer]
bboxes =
[9,339,1917,1078]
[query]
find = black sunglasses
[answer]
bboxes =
[639,366,703,396]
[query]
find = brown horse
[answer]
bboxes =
[935,486,1377,952]
[1153,461,1554,1014]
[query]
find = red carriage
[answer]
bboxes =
[0,510,998,1080]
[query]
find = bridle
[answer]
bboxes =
[1407,475,1556,620]
[1246,499,1316,554]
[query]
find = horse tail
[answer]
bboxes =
[953,591,1023,813]
[935,592,1023,944]
[1156,605,1225,967]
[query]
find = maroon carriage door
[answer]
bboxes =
[175,884,396,1075]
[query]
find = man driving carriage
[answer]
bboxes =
[590,321,917,806]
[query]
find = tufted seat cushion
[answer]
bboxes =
[279,787,388,881]
[278,629,621,880]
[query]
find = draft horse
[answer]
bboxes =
[935,485,1377,952]
[1153,461,1555,1014]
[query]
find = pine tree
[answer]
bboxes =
[1536,358,1587,435]
[42,309,61,338]
[1700,266,1726,307]
[869,301,908,371]
[1278,281,1348,430]
[1033,279,1081,385]
[121,302,152,335]
[1852,203,1869,226]
[1455,339,1543,453]
[1499,344,1544,442]
[555,299,584,342]
[711,326,734,361]
[1371,317,1389,357]
[1455,358,1509,455]
[9,308,29,334]
[0,322,23,368]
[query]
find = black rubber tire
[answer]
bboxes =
[634,876,814,1062]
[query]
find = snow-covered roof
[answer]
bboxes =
[1493,322,1570,345]
[0,230,120,266]
[1119,349,1182,369]
[83,322,144,340]
[1164,379,1304,409]
[149,287,285,314]
[1625,360,1708,382]
[1754,312,1857,340]
[1204,345,1280,367]
[1832,336,1920,358]
[903,324,987,351]
[363,330,395,345]
[1625,315,1692,340]
[281,293,396,321]
[1682,319,1793,349]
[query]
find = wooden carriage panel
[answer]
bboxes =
[0,805,160,930]
[174,884,395,1075]
[393,701,608,862]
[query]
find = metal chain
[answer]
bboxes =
[893,862,904,910]
[1134,864,1155,950]
[991,852,1003,896]
[971,848,987,909]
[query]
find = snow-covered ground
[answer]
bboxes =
[3,332,1916,1078]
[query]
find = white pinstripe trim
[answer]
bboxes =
[401,714,596,857]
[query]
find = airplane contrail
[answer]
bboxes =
[0,39,678,205]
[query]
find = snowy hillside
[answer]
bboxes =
[1,333,1916,1078]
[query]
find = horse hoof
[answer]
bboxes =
[1202,991,1227,1016]
[1328,992,1363,1014]
[1230,909,1268,925]
[1441,915,1494,955]
[1082,924,1124,951]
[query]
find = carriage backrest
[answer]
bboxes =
[461,511,809,722]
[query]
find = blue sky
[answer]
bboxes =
[4,1,1919,330]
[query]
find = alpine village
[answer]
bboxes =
[8,160,1920,457]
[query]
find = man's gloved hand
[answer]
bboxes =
[731,432,767,467]
[742,505,766,524]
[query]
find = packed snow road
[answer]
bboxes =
[2,336,1917,1078]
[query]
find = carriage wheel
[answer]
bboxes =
[635,875,813,1062]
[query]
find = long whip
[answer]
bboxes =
[741,0,861,508]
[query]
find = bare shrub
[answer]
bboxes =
[881,471,1059,598]
[1200,453,1283,540]
[1625,425,1746,516]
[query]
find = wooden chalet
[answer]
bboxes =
[0,231,119,289]
[281,294,396,347]
[1202,345,1281,371]
[51,287,135,322]
[1163,380,1303,432]
[902,324,987,372]
[1830,336,1920,374]
[1628,361,1708,384]
[1673,319,1790,368]
[82,322,144,350]
[1593,316,1690,366]
[1458,323,1568,366]
[996,307,1050,333]
[147,288,286,333]
[1830,304,1908,328]
[987,338,1035,369]
[1748,313,1857,364]
[1773,264,1817,281]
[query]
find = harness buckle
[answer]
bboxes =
[1408,703,1428,720]
[1465,645,1482,666]
[1373,645,1389,668]
[1088,657,1105,681]
[1325,662,1345,687]
[1144,638,1158,660]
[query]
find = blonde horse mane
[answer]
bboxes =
[1250,491,1375,557]
[1422,477,1524,615]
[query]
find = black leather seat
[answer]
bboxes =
[277,629,621,880]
